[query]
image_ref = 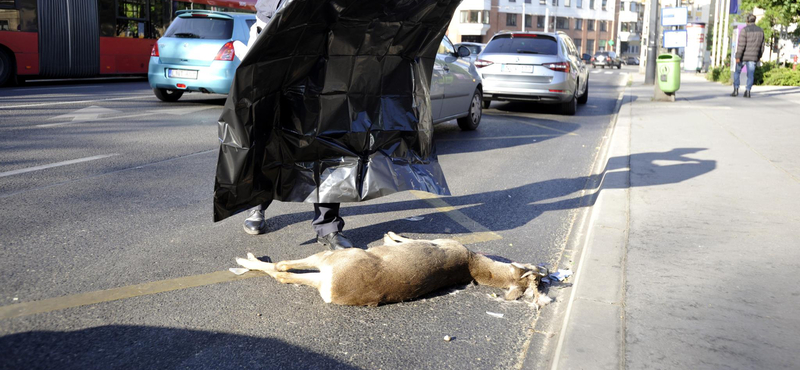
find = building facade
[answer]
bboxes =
[447,0,617,55]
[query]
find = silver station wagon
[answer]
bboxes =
[476,31,589,115]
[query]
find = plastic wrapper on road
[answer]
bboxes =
[213,0,462,222]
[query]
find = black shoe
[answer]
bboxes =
[731,89,739,97]
[317,232,354,250]
[744,90,751,98]
[243,209,267,235]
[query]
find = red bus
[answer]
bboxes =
[0,0,256,86]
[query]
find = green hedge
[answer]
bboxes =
[707,64,800,86]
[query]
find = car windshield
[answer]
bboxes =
[164,17,233,39]
[483,35,558,55]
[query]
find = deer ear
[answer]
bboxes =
[504,286,525,300]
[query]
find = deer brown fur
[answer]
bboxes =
[235,232,548,306]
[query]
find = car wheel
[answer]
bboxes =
[561,93,577,115]
[617,63,622,69]
[592,64,597,69]
[577,80,589,105]
[602,65,605,69]
[154,88,184,102]
[457,88,482,131]
[0,49,14,87]
[482,100,491,109]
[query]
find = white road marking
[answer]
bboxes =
[35,105,216,128]
[0,154,119,178]
[50,106,122,122]
[591,71,601,74]
[1,95,150,109]
[7,85,105,92]
[604,72,613,74]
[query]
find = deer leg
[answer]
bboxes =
[272,271,322,289]
[274,251,330,272]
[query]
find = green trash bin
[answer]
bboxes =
[656,54,681,93]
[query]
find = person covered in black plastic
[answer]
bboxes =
[234,0,351,250]
[213,0,457,250]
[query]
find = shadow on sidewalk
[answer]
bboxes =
[268,148,717,243]
[0,325,357,370]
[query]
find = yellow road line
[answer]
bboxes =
[0,271,264,320]
[1,193,502,320]
[410,190,503,243]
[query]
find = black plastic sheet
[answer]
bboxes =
[213,0,461,222]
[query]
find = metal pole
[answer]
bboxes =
[710,0,721,67]
[721,0,731,66]
[522,2,526,32]
[644,0,658,84]
[545,8,549,33]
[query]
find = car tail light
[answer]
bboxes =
[475,59,494,68]
[150,43,159,57]
[214,41,235,61]
[191,13,208,17]
[177,83,187,89]
[543,62,570,73]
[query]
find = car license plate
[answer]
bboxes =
[167,69,198,79]
[501,64,534,73]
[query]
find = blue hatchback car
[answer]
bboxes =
[148,10,255,102]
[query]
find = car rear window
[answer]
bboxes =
[164,17,233,40]
[483,34,558,55]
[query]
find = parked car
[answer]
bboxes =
[592,51,622,69]
[624,56,640,65]
[148,10,255,102]
[454,42,486,63]
[474,31,589,115]
[432,36,484,130]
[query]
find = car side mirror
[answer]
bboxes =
[582,53,592,62]
[457,46,471,58]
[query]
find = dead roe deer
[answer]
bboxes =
[235,232,549,306]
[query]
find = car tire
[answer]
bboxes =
[457,88,482,131]
[592,64,597,69]
[482,100,491,109]
[577,80,589,105]
[154,88,184,102]
[0,49,14,87]
[561,93,577,116]
[617,63,622,69]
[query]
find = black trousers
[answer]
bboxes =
[255,201,343,237]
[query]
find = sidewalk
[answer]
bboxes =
[542,73,800,369]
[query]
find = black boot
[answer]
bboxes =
[743,90,751,98]
[730,88,738,97]
[243,209,267,235]
[317,232,354,250]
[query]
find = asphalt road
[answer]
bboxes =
[0,67,630,370]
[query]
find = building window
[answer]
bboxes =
[587,19,595,31]
[587,39,595,53]
[602,0,607,10]
[460,10,490,24]
[577,0,583,7]
[509,0,516,2]
[552,0,559,6]
[525,0,531,3]
[589,0,595,9]
[537,15,544,29]
[565,0,571,6]
[620,2,625,11]
[575,18,583,30]
[600,21,607,32]
[539,0,546,4]
[631,2,638,11]
[556,17,569,29]
[599,39,606,50]
[506,13,517,27]
[574,38,582,53]
[525,14,532,27]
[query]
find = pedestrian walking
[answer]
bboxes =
[233,0,352,250]
[731,14,765,98]
[213,0,457,249]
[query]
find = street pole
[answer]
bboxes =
[710,0,721,67]
[545,8,549,33]
[644,0,658,84]
[721,0,730,66]
[522,2,526,32]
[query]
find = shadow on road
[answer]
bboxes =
[269,148,717,243]
[0,325,358,370]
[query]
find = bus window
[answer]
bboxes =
[116,0,148,38]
